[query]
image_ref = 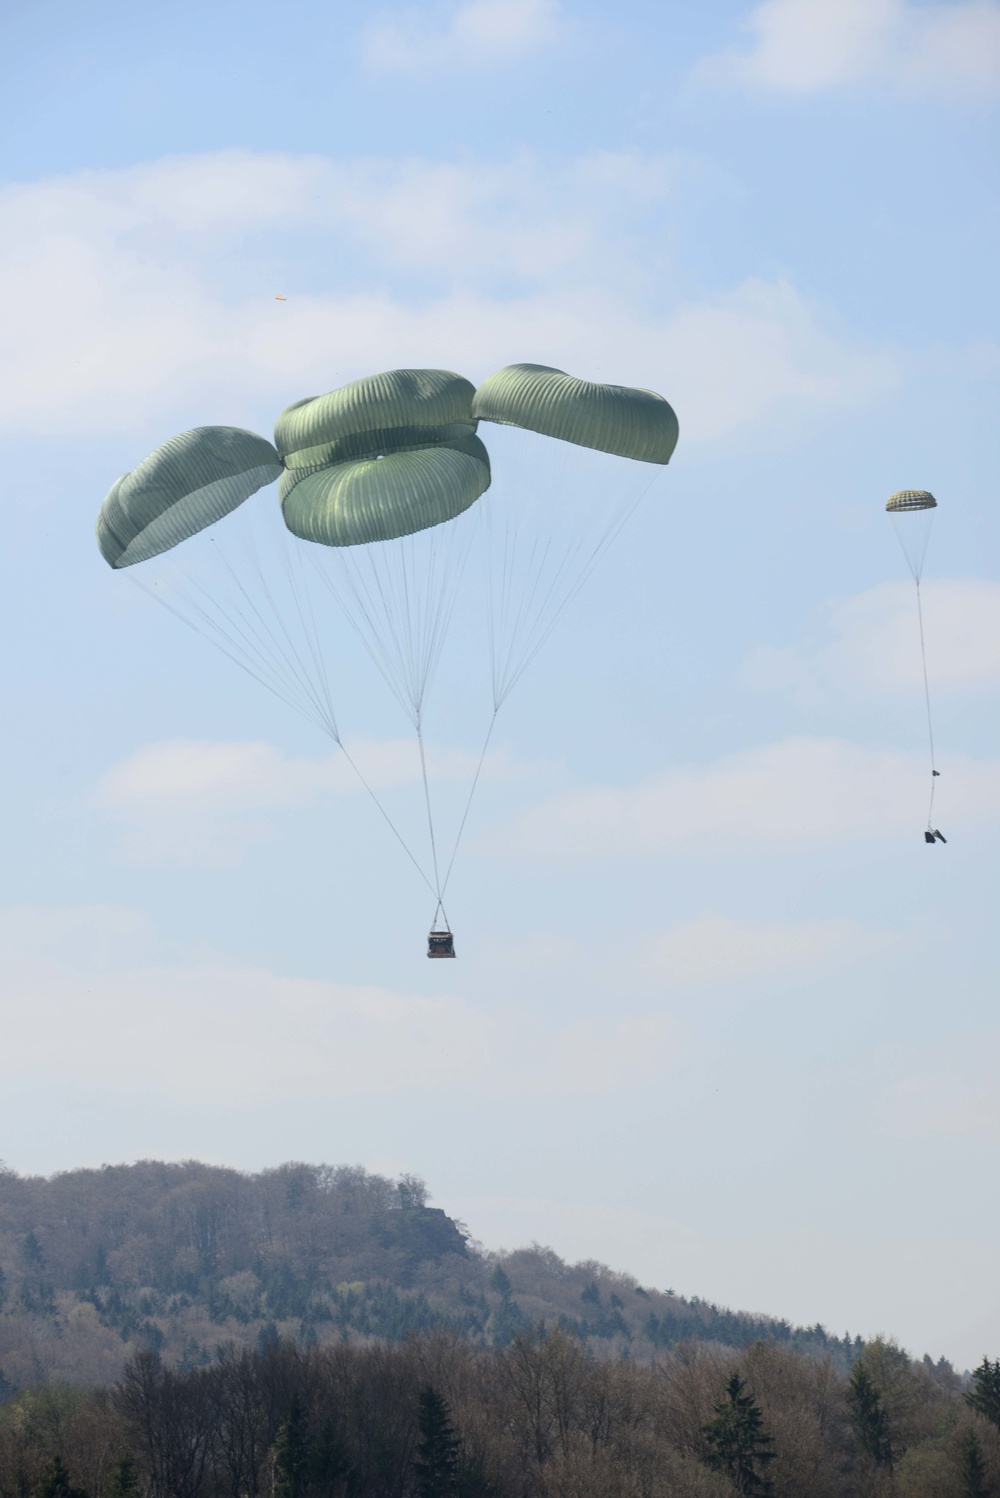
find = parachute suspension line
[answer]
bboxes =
[888,496,939,835]
[127,572,338,739]
[308,520,476,931]
[433,466,660,907]
[914,578,938,829]
[273,535,441,893]
[311,518,474,728]
[128,558,438,901]
[336,733,439,901]
[416,713,443,904]
[194,530,341,738]
[272,532,340,738]
[419,727,451,932]
[484,467,655,709]
[439,708,498,902]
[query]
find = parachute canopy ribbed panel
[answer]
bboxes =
[97,426,283,569]
[281,441,491,547]
[472,363,679,465]
[276,368,478,471]
[886,490,937,512]
[276,369,490,546]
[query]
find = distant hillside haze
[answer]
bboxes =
[0,1158,873,1391]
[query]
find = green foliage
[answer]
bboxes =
[414,1386,461,1498]
[257,1321,280,1353]
[847,1361,894,1468]
[108,1455,140,1498]
[489,1266,512,1300]
[311,1419,354,1495]
[33,1455,88,1498]
[0,1159,892,1386]
[396,1175,428,1210]
[0,1332,991,1498]
[273,1392,310,1498]
[959,1429,988,1498]
[23,1232,46,1270]
[966,1358,1000,1431]
[701,1373,776,1494]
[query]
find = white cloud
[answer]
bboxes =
[362,0,561,75]
[701,0,1000,95]
[489,736,1000,858]
[0,904,682,1103]
[0,904,494,1103]
[642,915,897,985]
[743,579,1000,699]
[0,151,897,441]
[95,736,520,866]
[882,1031,1000,1139]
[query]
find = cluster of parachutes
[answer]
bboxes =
[97,365,679,945]
[98,365,677,567]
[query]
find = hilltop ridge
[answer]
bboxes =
[0,1158,871,1392]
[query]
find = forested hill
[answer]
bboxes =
[0,1159,870,1391]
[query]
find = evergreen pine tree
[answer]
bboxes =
[701,1373,776,1495]
[108,1456,141,1498]
[273,1392,311,1498]
[846,1362,894,1469]
[967,1358,1000,1430]
[257,1320,280,1354]
[33,1456,89,1498]
[310,1419,354,1496]
[959,1429,988,1498]
[414,1386,461,1498]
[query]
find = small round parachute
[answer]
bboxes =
[886,488,937,583]
[96,426,282,569]
[886,488,943,841]
[277,369,490,548]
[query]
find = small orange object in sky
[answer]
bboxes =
[274,294,287,301]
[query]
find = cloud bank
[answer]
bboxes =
[0,150,896,442]
[701,0,1000,95]
[642,915,898,985]
[94,736,522,866]
[0,904,683,1104]
[362,0,562,75]
[743,579,1000,700]
[489,736,1000,858]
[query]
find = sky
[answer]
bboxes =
[0,0,999,1369]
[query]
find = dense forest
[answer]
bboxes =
[2,1328,999,1497]
[2,1160,998,1497]
[0,1160,865,1390]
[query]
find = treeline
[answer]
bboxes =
[2,1333,999,1498]
[0,1161,863,1388]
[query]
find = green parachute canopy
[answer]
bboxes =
[96,426,283,569]
[886,489,936,513]
[472,363,678,465]
[277,369,491,547]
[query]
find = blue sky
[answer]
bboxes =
[1,0,999,1367]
